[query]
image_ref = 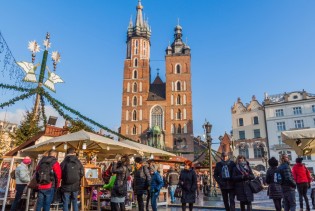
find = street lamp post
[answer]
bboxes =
[203,120,217,198]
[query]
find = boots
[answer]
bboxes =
[247,204,252,211]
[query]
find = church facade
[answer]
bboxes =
[120,1,194,158]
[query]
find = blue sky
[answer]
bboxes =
[0,0,315,148]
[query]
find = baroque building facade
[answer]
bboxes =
[231,96,268,171]
[120,1,194,159]
[264,90,315,172]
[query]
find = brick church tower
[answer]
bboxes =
[120,1,194,159]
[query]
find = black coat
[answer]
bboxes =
[179,169,197,203]
[266,167,282,199]
[278,162,296,192]
[232,163,255,202]
[133,165,151,195]
[111,162,131,198]
[60,155,84,192]
[213,159,235,190]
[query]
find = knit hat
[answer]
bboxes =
[22,156,31,165]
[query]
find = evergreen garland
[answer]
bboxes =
[0,83,31,92]
[0,89,37,109]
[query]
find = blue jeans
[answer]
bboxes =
[62,191,79,211]
[151,192,159,211]
[36,189,52,211]
[10,184,26,211]
[169,185,177,203]
[282,188,296,211]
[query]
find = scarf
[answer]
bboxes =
[237,161,249,175]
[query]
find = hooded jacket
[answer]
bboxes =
[60,155,84,192]
[15,162,31,185]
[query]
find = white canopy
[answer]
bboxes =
[121,139,176,157]
[282,128,315,156]
[20,130,142,157]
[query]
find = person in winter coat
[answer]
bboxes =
[278,153,296,211]
[214,151,236,211]
[133,157,151,211]
[179,160,197,211]
[166,166,179,203]
[292,157,311,211]
[266,157,282,211]
[10,156,31,211]
[232,155,255,211]
[149,164,164,211]
[36,150,62,211]
[111,155,131,211]
[60,148,84,211]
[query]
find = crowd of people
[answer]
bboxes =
[9,148,315,211]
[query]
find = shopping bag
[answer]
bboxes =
[103,175,116,190]
[174,186,182,198]
[249,177,263,193]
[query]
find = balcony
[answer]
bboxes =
[272,144,291,150]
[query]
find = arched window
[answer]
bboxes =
[133,82,138,92]
[177,124,182,134]
[133,125,137,134]
[177,109,182,119]
[133,70,138,79]
[151,106,163,129]
[176,81,181,91]
[176,64,181,74]
[253,144,264,158]
[134,58,138,67]
[143,42,146,56]
[239,144,249,159]
[133,96,137,106]
[134,40,138,55]
[132,110,137,121]
[177,95,181,105]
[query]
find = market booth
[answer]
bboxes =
[4,130,176,211]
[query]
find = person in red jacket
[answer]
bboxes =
[36,150,62,211]
[292,157,311,211]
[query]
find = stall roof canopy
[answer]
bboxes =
[282,128,315,156]
[120,139,176,157]
[20,130,142,156]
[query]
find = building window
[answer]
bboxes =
[183,94,187,104]
[143,42,146,56]
[312,105,315,113]
[176,64,181,74]
[171,124,175,134]
[177,124,182,134]
[239,131,245,140]
[135,40,138,55]
[132,125,137,134]
[277,122,286,131]
[133,70,138,79]
[253,129,261,138]
[134,58,138,67]
[176,81,181,91]
[239,145,249,159]
[275,109,284,117]
[278,151,292,161]
[254,144,264,158]
[253,116,259,125]
[293,107,302,115]
[133,82,138,92]
[294,120,304,129]
[177,95,181,105]
[133,96,137,106]
[132,110,137,121]
[238,118,244,126]
[151,106,163,129]
[278,135,282,144]
[127,82,130,92]
[302,155,312,161]
[177,109,182,120]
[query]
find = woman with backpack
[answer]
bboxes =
[232,155,255,211]
[111,155,131,211]
[266,157,282,211]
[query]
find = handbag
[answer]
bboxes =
[249,177,263,194]
[174,186,182,198]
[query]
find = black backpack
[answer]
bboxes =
[36,159,55,185]
[62,160,81,185]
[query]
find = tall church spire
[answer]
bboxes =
[127,0,151,41]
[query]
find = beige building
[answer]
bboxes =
[0,121,17,157]
[231,96,268,171]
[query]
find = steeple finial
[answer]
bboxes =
[177,18,180,26]
[156,68,160,76]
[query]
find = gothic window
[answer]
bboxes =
[143,42,146,56]
[254,144,264,158]
[239,144,249,159]
[135,40,138,55]
[176,64,181,74]
[127,82,130,92]
[177,95,181,105]
[134,58,138,67]
[133,70,138,79]
[133,96,137,106]
[126,96,129,106]
[133,82,138,92]
[132,110,137,121]
[177,109,182,120]
[177,124,182,134]
[176,81,181,91]
[151,106,163,129]
[133,125,137,135]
